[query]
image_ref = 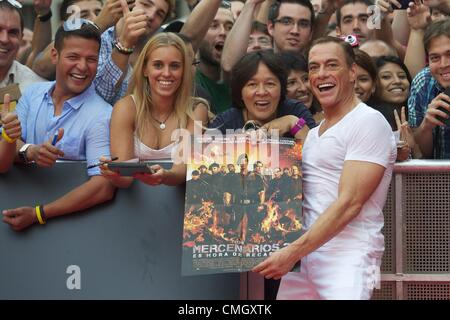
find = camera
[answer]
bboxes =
[436,87,450,127]
[339,34,360,47]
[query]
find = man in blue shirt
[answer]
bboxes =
[408,19,450,159]
[2,22,115,231]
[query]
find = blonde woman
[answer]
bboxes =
[101,32,209,187]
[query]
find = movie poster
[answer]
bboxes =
[181,135,303,275]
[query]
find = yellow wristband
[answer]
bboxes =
[1,128,16,144]
[35,205,46,225]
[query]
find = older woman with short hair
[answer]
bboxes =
[209,50,316,138]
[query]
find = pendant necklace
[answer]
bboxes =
[151,110,173,130]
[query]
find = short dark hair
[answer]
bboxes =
[0,1,24,32]
[277,52,308,73]
[191,170,200,176]
[268,0,315,30]
[231,50,287,109]
[336,0,374,28]
[309,36,355,67]
[353,48,377,81]
[54,23,101,53]
[374,55,412,84]
[423,19,450,56]
[251,20,270,36]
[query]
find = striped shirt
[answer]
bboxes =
[408,67,449,159]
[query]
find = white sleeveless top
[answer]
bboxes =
[130,95,177,161]
[134,136,175,160]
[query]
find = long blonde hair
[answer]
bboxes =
[128,32,196,140]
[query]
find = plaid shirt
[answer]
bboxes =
[407,67,449,159]
[94,27,132,106]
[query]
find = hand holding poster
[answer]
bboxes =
[182,133,303,275]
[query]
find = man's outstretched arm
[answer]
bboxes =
[253,160,386,279]
[3,175,116,231]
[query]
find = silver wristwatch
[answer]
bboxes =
[19,143,32,164]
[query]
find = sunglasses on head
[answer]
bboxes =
[0,0,22,9]
[63,18,99,32]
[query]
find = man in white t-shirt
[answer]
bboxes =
[253,36,397,300]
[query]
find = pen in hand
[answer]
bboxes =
[87,156,119,169]
[51,131,59,146]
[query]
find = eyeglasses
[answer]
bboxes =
[248,37,272,46]
[192,59,201,66]
[0,0,22,9]
[273,17,311,29]
[63,18,99,32]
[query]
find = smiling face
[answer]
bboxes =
[354,64,375,102]
[376,62,410,104]
[0,8,22,73]
[428,35,450,89]
[286,69,313,108]
[241,62,281,124]
[144,45,183,99]
[52,36,99,96]
[308,42,356,110]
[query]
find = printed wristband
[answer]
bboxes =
[113,40,134,55]
[35,205,46,225]
[1,127,17,143]
[290,118,306,136]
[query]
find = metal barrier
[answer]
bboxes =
[247,160,450,300]
[372,160,450,300]
[0,162,241,299]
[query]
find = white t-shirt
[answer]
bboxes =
[302,102,396,254]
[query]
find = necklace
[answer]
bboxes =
[151,110,173,130]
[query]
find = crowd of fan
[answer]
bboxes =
[0,0,449,231]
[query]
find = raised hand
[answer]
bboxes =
[33,0,52,16]
[94,0,124,32]
[1,94,21,143]
[116,0,148,49]
[407,0,431,30]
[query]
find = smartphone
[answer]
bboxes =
[436,87,450,127]
[108,162,156,176]
[393,0,411,10]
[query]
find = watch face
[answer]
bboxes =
[19,144,28,153]
[19,144,30,163]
